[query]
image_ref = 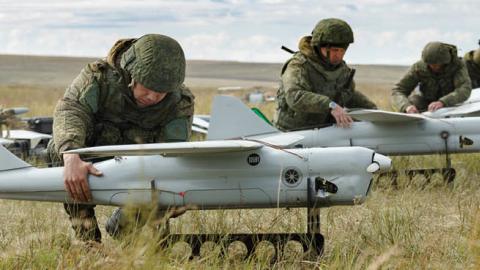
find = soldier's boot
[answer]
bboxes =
[105,207,147,239]
[64,203,101,243]
[106,208,129,238]
[106,207,190,239]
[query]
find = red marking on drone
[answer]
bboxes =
[179,192,185,197]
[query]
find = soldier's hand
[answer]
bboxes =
[330,106,353,128]
[63,153,103,202]
[405,105,419,114]
[428,101,444,112]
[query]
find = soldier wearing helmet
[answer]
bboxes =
[47,34,194,243]
[391,41,471,113]
[274,18,377,131]
[463,40,480,89]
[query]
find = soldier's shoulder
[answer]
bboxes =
[84,59,124,86]
[85,59,109,74]
[282,53,307,68]
[443,57,467,75]
[281,53,308,75]
[170,85,194,117]
[409,61,428,75]
[66,59,117,108]
[179,85,194,101]
[175,85,195,109]
[288,52,309,67]
[68,60,104,89]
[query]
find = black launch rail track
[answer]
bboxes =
[164,232,324,259]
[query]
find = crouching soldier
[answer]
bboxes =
[47,34,194,243]
[392,42,471,113]
[463,40,480,89]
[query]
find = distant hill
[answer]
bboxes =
[0,54,408,88]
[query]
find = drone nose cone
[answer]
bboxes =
[367,153,391,173]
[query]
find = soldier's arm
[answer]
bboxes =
[52,66,98,154]
[161,86,195,142]
[53,65,102,202]
[439,62,472,106]
[391,65,420,112]
[282,60,331,113]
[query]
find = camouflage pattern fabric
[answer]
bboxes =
[464,50,480,89]
[120,34,186,93]
[391,43,471,112]
[273,36,376,131]
[0,109,14,138]
[422,42,452,65]
[48,48,194,158]
[311,18,354,48]
[64,204,102,243]
[47,36,194,242]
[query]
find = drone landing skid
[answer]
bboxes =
[379,167,456,187]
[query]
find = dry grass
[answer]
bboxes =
[0,75,479,269]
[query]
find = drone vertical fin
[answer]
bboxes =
[207,96,279,140]
[0,145,31,171]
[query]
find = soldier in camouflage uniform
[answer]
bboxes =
[0,108,15,138]
[47,34,194,243]
[392,42,471,113]
[273,18,377,131]
[463,42,480,89]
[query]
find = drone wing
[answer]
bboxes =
[64,140,263,157]
[348,109,427,123]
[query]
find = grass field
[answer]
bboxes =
[0,55,479,269]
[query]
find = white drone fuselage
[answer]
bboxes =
[0,143,390,209]
[207,93,480,156]
[248,118,480,155]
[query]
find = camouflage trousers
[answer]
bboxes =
[65,204,172,242]
[49,144,172,242]
[64,203,102,243]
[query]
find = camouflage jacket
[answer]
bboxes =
[391,56,471,112]
[463,50,480,89]
[48,39,194,162]
[273,36,376,131]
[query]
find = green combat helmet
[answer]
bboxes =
[311,18,354,49]
[120,34,185,93]
[421,42,453,65]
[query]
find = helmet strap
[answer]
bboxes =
[314,45,338,70]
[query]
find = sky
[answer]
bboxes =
[0,0,478,65]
